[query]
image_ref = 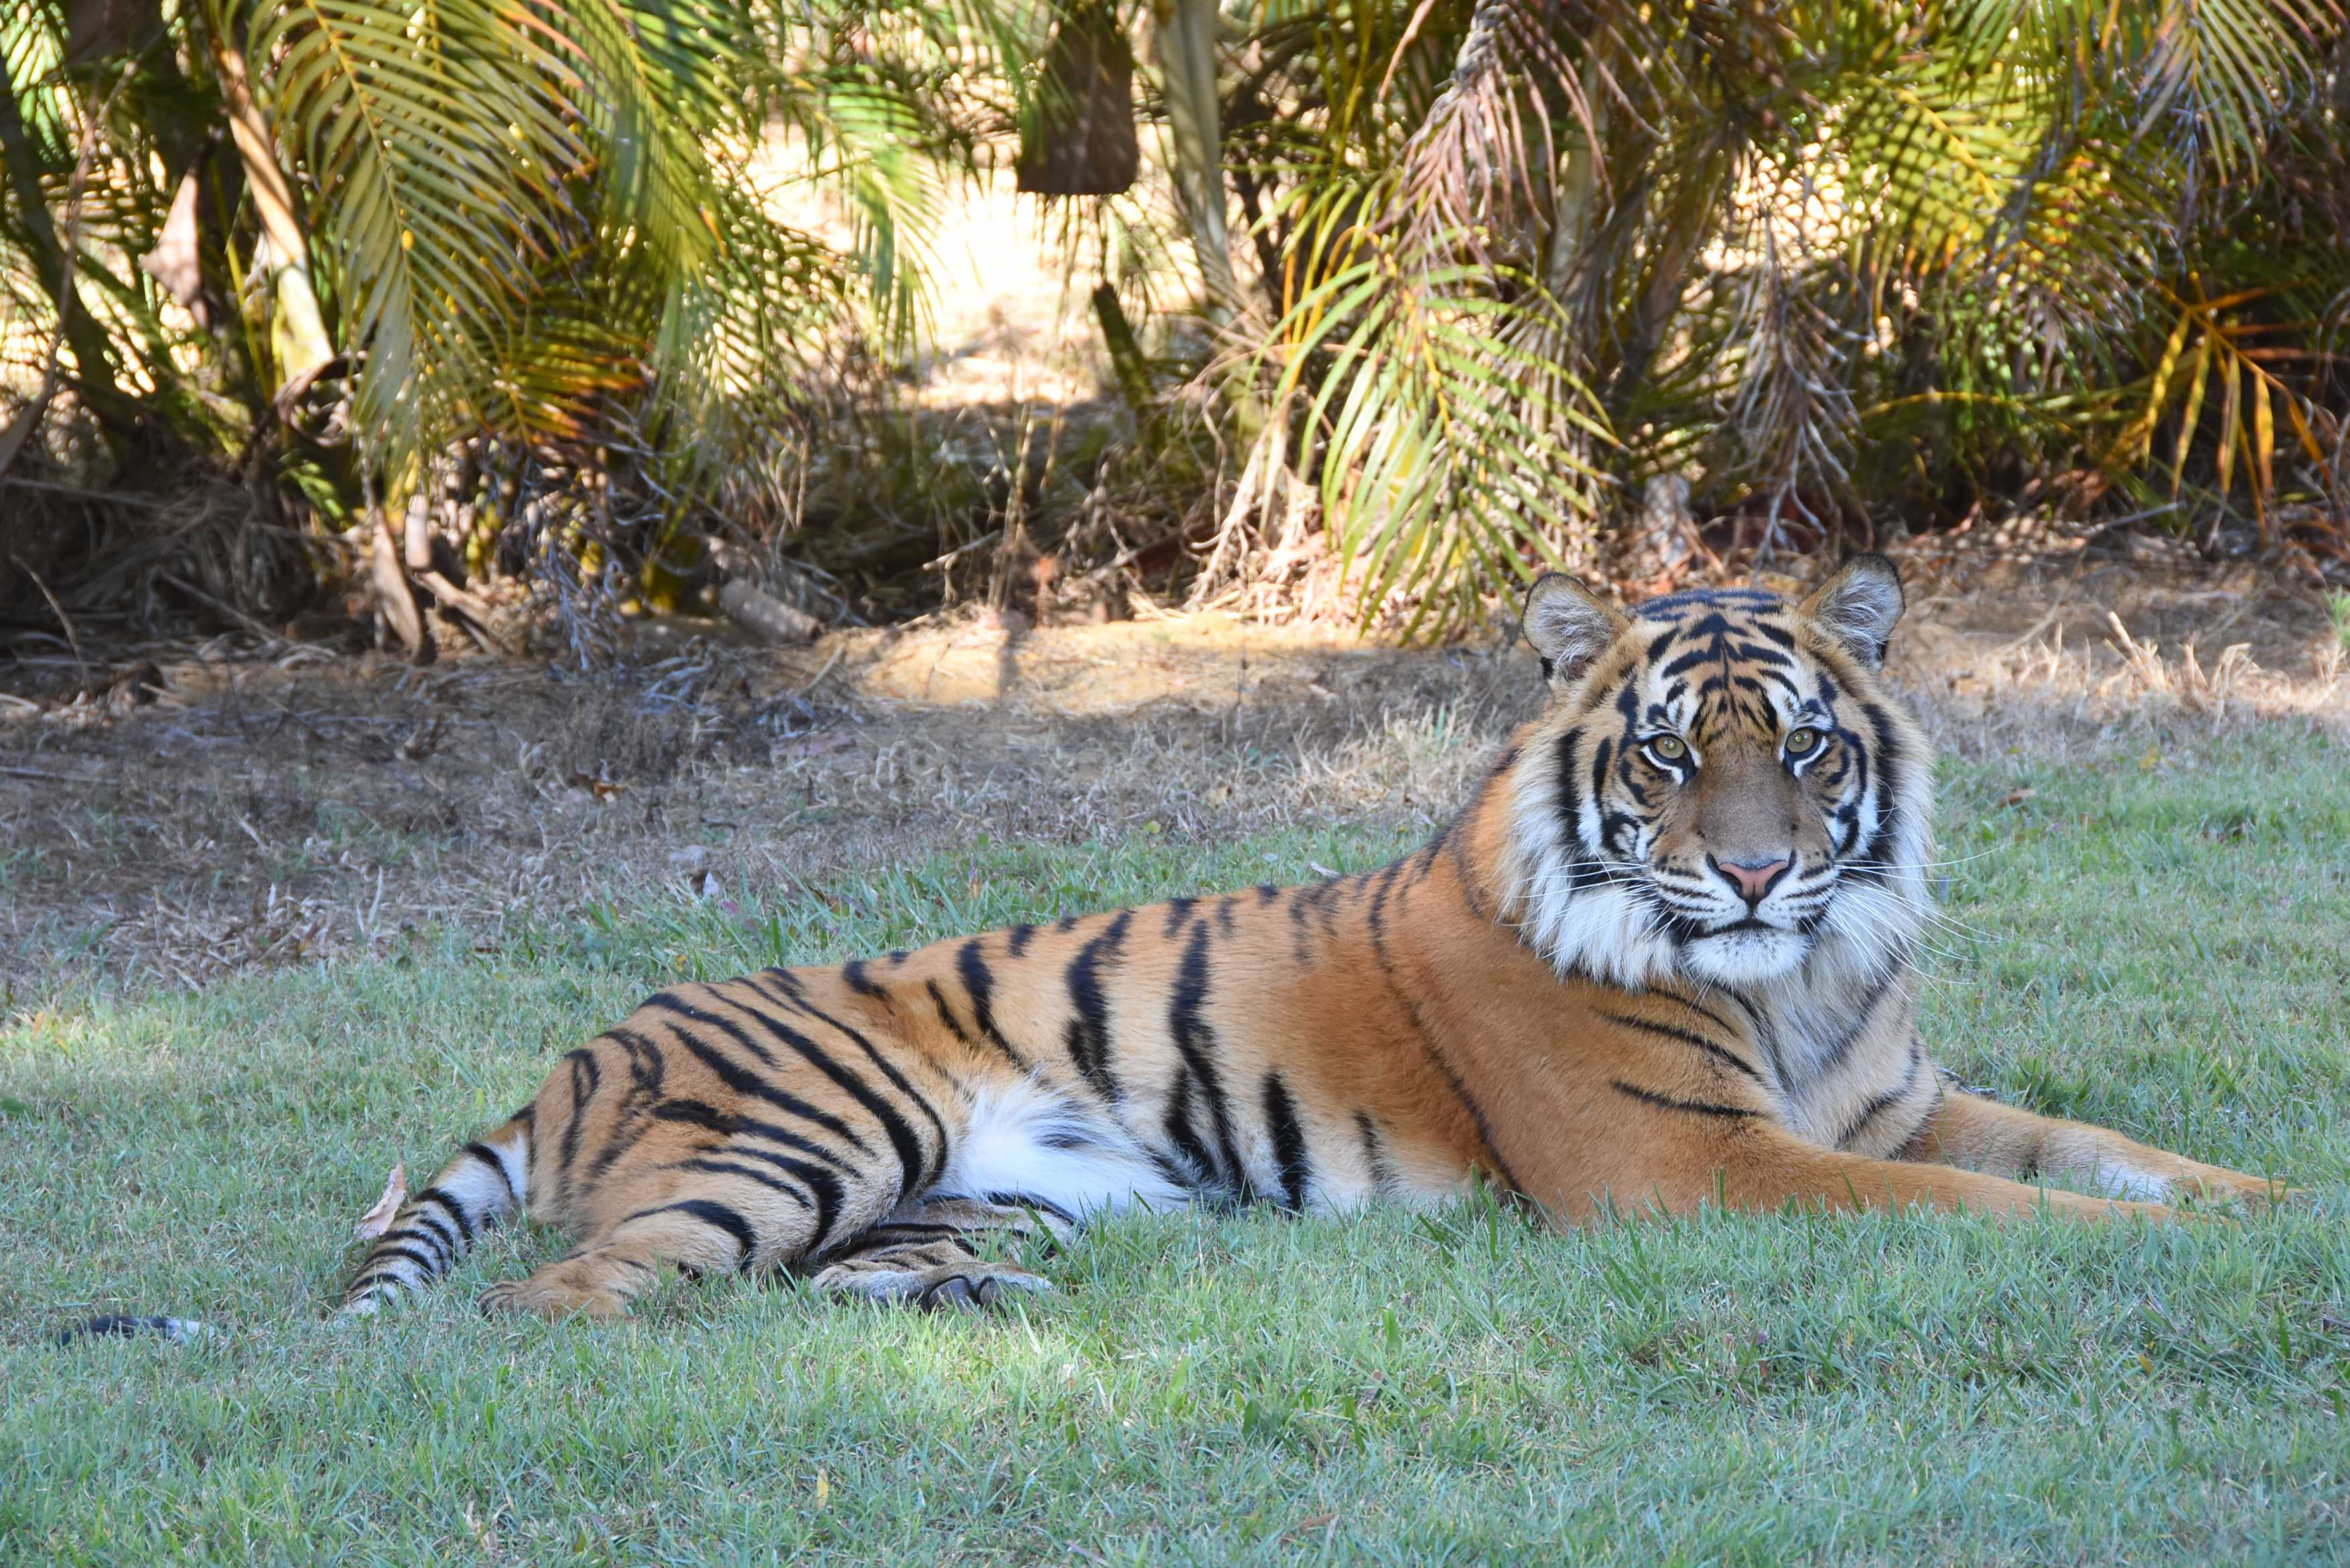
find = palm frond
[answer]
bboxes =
[2120,0,2343,175]
[566,0,753,281]
[232,0,588,484]
[1272,243,1609,636]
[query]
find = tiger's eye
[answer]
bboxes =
[1650,735,1687,762]
[1785,727,1819,756]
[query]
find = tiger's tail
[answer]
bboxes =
[340,1113,532,1315]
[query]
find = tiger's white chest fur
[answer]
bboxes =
[1737,955,1931,1155]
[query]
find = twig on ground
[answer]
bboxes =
[0,477,164,510]
[15,557,90,693]
[790,642,847,697]
[0,764,106,784]
[155,572,287,649]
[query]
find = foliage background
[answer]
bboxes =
[4,0,2349,646]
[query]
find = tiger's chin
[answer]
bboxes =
[1676,925,1811,987]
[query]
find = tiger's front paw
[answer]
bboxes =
[2172,1168,2306,1212]
[2218,1177,2308,1210]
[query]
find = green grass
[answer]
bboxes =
[5,735,2349,1565]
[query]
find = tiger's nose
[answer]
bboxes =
[1711,855,1791,904]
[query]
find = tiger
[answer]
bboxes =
[342,555,2292,1320]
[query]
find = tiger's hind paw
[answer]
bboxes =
[479,1274,630,1321]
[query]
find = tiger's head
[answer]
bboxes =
[1499,555,1931,992]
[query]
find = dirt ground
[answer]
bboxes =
[3,545,2344,998]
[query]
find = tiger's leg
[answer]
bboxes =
[1899,1088,2294,1207]
[1702,1129,2178,1220]
[480,1119,906,1320]
[478,1203,735,1321]
[807,1196,1072,1311]
[1556,1105,2179,1223]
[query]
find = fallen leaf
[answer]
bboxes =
[393,719,441,762]
[687,868,723,901]
[354,1161,406,1238]
[139,170,206,320]
[1308,862,1338,879]
[1288,1512,1337,1538]
[2000,787,2037,806]
[464,1500,498,1555]
[2138,745,2162,772]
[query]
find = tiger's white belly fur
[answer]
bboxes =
[934,1075,1468,1220]
[932,1076,1191,1217]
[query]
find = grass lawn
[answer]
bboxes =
[5,731,2347,1565]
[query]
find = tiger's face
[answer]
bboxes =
[1503,556,1931,991]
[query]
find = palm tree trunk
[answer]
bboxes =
[1604,164,1722,419]
[1151,0,1267,443]
[208,33,335,384]
[1543,62,1607,305]
[1151,0,1237,320]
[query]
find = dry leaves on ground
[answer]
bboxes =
[353,1163,406,1239]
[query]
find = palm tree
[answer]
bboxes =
[1193,0,2349,632]
[6,0,2346,648]
[2,0,1016,646]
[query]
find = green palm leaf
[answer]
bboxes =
[1273,244,1609,637]
[231,0,586,483]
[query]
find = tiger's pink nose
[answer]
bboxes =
[1712,855,1791,904]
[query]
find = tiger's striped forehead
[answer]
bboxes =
[1620,588,1830,742]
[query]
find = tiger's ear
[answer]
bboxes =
[1521,572,1627,687]
[1799,553,1905,667]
